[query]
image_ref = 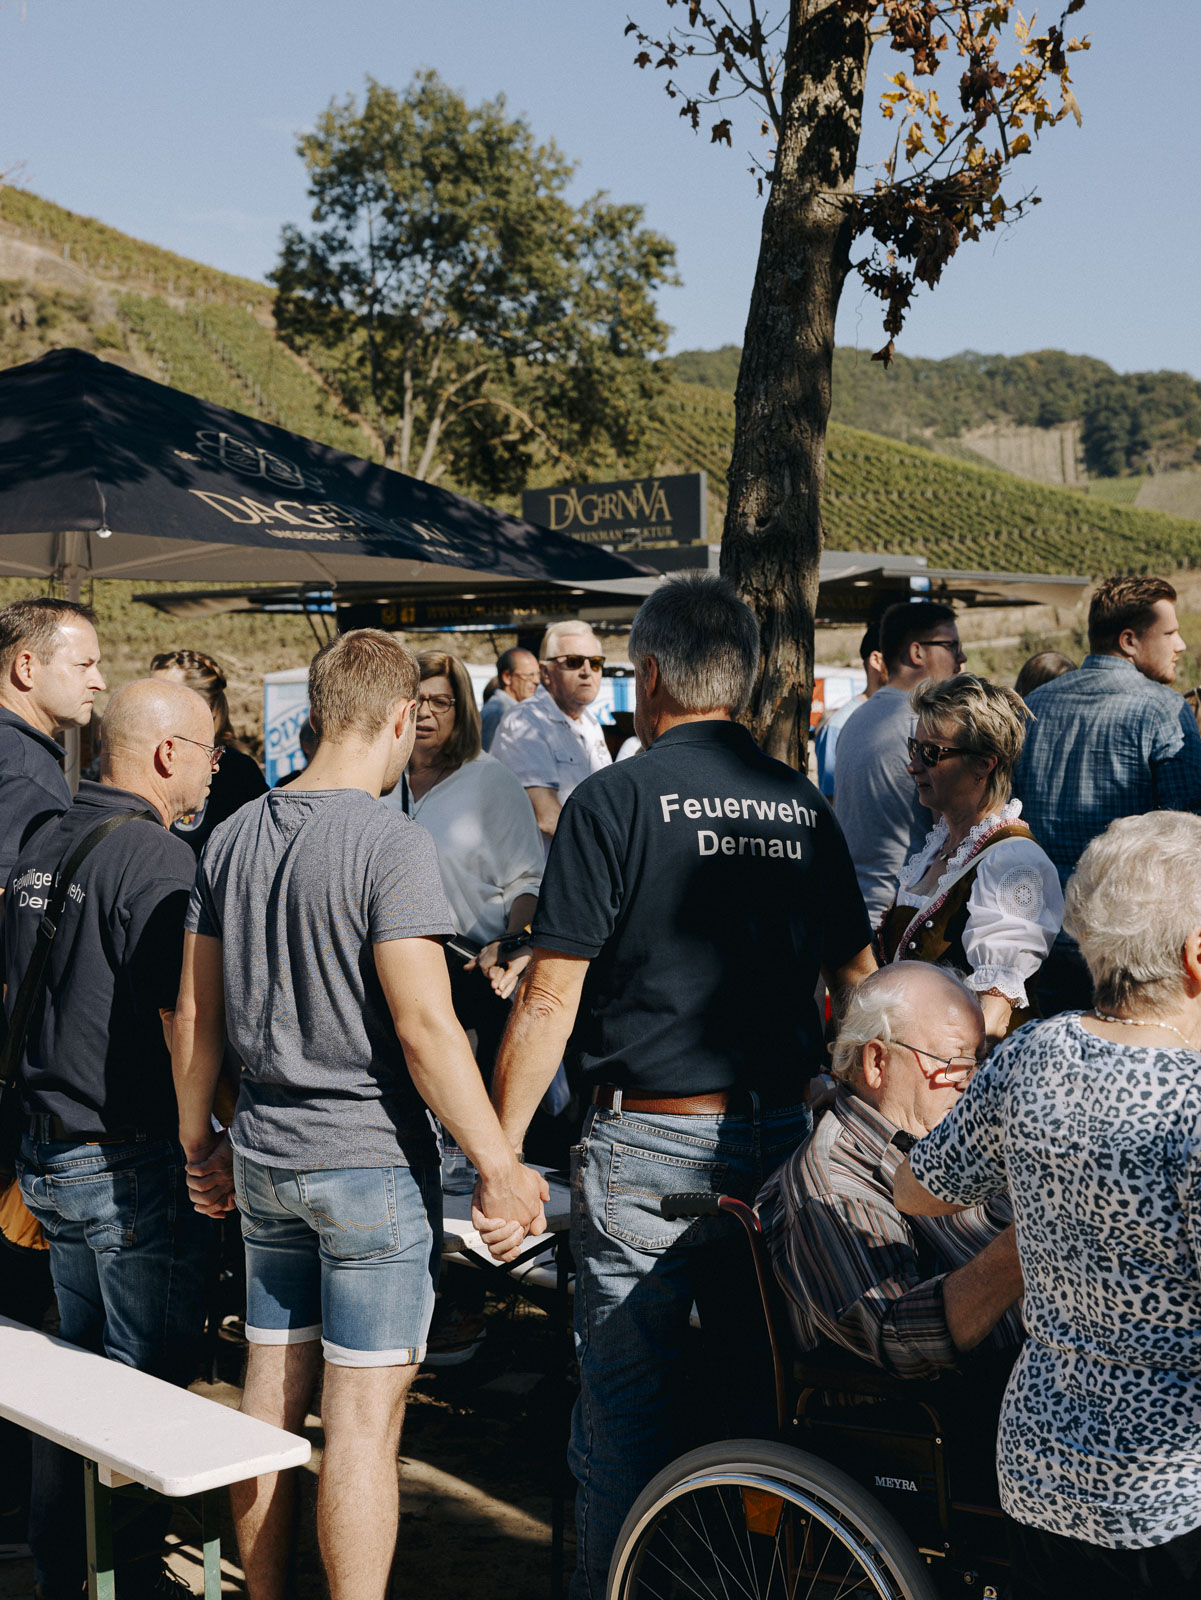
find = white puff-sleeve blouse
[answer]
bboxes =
[895,801,1065,1008]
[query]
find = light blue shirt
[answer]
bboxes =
[480,687,516,752]
[815,693,865,799]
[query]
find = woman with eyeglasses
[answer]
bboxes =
[148,648,267,856]
[877,673,1063,1043]
[381,649,543,1083]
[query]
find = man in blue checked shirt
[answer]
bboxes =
[1013,573,1201,1013]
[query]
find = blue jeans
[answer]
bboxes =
[568,1096,810,1600]
[234,1151,442,1365]
[17,1131,212,1594]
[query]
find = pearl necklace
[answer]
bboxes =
[1090,1010,1196,1049]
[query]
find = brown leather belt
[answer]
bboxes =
[592,1085,753,1116]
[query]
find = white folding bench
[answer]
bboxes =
[0,1313,310,1600]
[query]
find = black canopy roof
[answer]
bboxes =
[0,348,653,589]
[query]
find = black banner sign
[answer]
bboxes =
[522,472,706,550]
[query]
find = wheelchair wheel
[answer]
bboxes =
[608,1439,941,1600]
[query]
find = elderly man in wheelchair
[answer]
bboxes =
[607,965,1025,1600]
[760,963,1023,1380]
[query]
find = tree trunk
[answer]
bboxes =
[721,0,872,769]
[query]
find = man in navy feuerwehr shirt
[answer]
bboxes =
[487,573,876,1598]
[0,597,106,915]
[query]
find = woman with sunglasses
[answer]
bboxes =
[382,649,543,1083]
[877,673,1063,1043]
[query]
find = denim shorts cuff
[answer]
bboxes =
[322,1338,426,1368]
[245,1322,323,1346]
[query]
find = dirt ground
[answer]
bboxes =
[0,1284,578,1600]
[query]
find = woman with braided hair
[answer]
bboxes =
[148,649,267,855]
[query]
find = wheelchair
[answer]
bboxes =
[607,1193,1012,1600]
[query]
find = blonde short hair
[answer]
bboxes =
[1065,812,1201,1013]
[308,629,419,742]
[909,673,1030,812]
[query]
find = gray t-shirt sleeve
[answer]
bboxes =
[185,856,221,938]
[368,816,456,942]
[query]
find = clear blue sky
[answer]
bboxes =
[1,0,1196,379]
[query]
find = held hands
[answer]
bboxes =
[471,1161,550,1263]
[183,1131,236,1218]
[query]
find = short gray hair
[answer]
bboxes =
[1064,812,1201,1013]
[627,574,759,716]
[830,967,919,1082]
[540,619,600,660]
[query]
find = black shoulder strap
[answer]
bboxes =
[0,808,158,1092]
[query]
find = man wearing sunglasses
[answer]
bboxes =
[491,619,611,846]
[834,601,966,926]
[760,964,1023,1379]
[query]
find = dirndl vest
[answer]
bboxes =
[876,821,1041,1038]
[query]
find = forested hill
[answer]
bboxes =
[669,345,1201,486]
[3,187,1201,583]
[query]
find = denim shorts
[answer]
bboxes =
[233,1151,442,1367]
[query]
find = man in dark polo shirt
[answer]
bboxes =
[488,573,876,1598]
[0,597,106,912]
[0,596,105,1564]
[6,677,217,1600]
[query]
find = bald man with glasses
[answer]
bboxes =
[6,679,218,1599]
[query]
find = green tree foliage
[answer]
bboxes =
[627,1,1090,767]
[272,72,679,494]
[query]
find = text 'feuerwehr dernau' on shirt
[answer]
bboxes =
[658,792,818,859]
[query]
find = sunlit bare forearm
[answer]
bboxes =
[376,936,548,1241]
[893,1156,969,1218]
[172,932,227,1159]
[980,992,1014,1044]
[492,951,588,1151]
[943,1224,1024,1351]
[526,786,562,840]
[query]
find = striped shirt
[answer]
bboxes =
[1013,655,1201,903]
[758,1087,1021,1378]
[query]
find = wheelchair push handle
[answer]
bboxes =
[660,1193,762,1231]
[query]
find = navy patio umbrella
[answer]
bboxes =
[0,347,653,592]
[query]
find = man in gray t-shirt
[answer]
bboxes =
[173,630,547,1600]
[187,787,454,1168]
[835,603,964,927]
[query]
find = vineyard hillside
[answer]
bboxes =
[651,381,1201,577]
[1,188,1200,584]
[669,344,1201,487]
